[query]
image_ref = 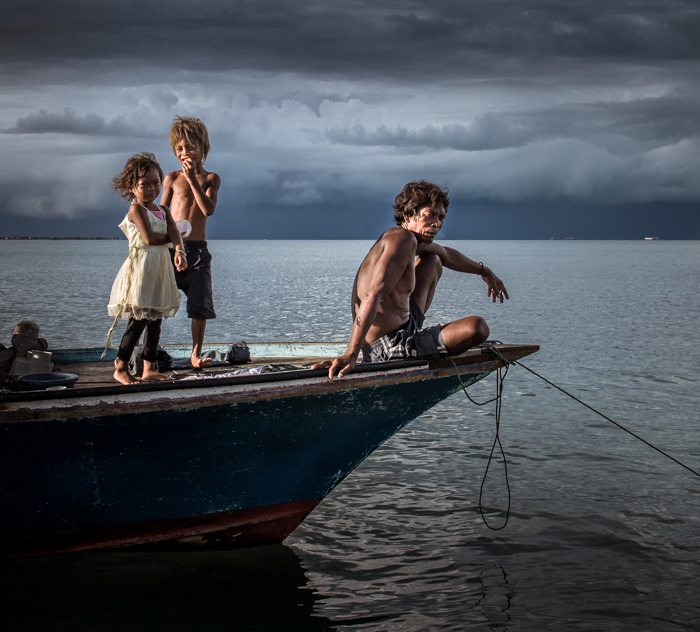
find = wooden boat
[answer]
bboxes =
[0,342,538,559]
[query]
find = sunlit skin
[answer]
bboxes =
[314,204,509,380]
[113,168,187,386]
[160,140,222,368]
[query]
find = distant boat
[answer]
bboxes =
[644,237,659,240]
[0,341,538,558]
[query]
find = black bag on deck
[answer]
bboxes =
[226,341,250,364]
[129,346,173,377]
[198,341,251,365]
[168,341,251,370]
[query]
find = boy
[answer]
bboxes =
[161,116,222,368]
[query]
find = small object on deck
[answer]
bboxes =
[170,341,251,370]
[9,320,49,375]
[180,365,265,380]
[0,347,15,373]
[11,350,53,376]
[20,372,79,390]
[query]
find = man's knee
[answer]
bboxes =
[440,315,489,354]
[473,316,490,344]
[455,315,489,344]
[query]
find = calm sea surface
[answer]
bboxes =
[1,239,699,631]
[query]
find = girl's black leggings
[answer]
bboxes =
[117,318,162,362]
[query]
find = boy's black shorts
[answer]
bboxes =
[170,241,216,320]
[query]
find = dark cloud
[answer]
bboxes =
[1,0,699,237]
[326,114,533,151]
[327,93,700,154]
[2,0,700,81]
[2,108,132,136]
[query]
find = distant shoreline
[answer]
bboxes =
[2,236,121,240]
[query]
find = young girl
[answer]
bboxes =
[105,152,187,385]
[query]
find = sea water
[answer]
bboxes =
[1,239,699,631]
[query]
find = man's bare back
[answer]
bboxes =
[352,227,423,345]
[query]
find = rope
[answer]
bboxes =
[449,355,511,530]
[449,341,700,531]
[102,246,136,358]
[481,342,700,479]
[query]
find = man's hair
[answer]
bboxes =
[111,152,164,203]
[393,181,450,226]
[169,116,211,161]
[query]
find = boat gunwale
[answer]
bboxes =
[3,344,537,403]
[0,344,539,422]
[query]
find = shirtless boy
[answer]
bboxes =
[161,116,222,368]
[318,181,509,380]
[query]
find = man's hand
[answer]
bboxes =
[481,267,509,303]
[312,355,357,380]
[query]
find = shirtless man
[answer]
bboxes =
[319,181,508,380]
[161,116,222,368]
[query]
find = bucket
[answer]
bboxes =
[21,373,79,390]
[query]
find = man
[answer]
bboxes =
[318,181,508,380]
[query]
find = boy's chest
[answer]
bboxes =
[173,174,207,197]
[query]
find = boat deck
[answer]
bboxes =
[4,342,540,404]
[53,356,327,389]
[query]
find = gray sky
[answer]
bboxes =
[2,0,699,238]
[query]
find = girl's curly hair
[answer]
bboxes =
[393,181,450,226]
[111,153,164,203]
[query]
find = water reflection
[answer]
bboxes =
[469,564,513,630]
[1,544,373,632]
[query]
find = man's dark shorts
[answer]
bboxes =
[170,241,216,320]
[362,299,447,363]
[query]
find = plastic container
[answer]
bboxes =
[21,373,79,390]
[11,351,53,376]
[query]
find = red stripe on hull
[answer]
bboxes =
[1,499,319,559]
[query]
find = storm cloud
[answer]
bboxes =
[1,0,699,238]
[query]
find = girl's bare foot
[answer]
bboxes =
[141,369,168,381]
[141,360,169,381]
[114,359,139,385]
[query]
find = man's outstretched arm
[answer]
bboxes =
[419,243,509,303]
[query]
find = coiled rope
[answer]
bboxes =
[450,342,700,531]
[450,354,511,530]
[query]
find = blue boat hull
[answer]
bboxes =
[0,343,537,557]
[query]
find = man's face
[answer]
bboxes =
[403,205,446,242]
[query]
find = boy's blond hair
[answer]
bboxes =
[169,116,211,162]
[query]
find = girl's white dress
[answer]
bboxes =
[105,208,181,350]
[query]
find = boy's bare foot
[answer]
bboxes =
[191,353,212,369]
[114,367,139,385]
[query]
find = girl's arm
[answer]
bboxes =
[128,204,166,246]
[164,207,187,271]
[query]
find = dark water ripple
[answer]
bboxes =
[1,239,700,630]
